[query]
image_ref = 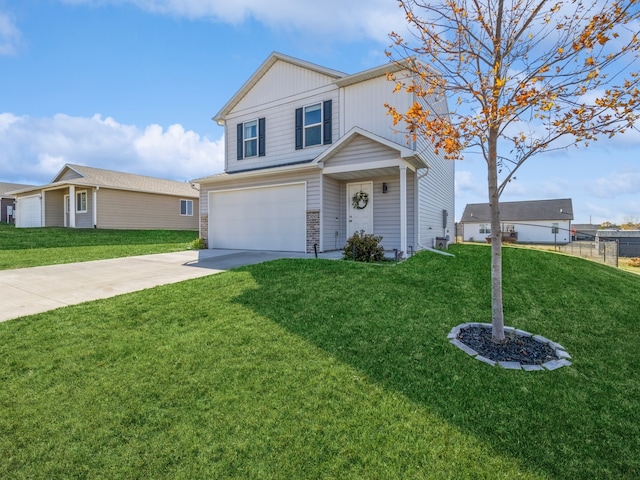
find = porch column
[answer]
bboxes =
[92,187,98,227]
[400,165,407,257]
[69,185,76,228]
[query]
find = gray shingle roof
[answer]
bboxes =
[460,198,573,222]
[59,164,198,198]
[0,182,35,197]
[10,164,198,198]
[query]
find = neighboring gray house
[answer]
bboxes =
[193,52,455,254]
[460,198,574,244]
[571,223,598,241]
[11,164,199,230]
[596,230,640,257]
[1,182,33,223]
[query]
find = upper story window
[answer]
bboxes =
[243,120,258,157]
[76,191,87,213]
[295,100,332,150]
[304,104,322,147]
[236,118,266,160]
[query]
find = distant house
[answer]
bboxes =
[1,182,34,223]
[571,223,598,241]
[596,230,640,257]
[10,164,199,230]
[460,198,574,244]
[193,52,455,254]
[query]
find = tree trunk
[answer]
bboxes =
[487,132,505,342]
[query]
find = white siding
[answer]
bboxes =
[225,60,340,174]
[234,61,337,113]
[322,176,342,251]
[342,73,413,147]
[462,220,571,244]
[372,174,415,252]
[324,135,401,169]
[415,88,455,249]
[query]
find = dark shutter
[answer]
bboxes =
[258,117,266,157]
[295,107,303,150]
[237,123,243,160]
[323,100,332,145]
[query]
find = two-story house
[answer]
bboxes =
[193,52,454,255]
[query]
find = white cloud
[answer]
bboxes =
[455,169,485,199]
[60,0,406,43]
[0,12,21,55]
[589,169,640,199]
[0,113,224,184]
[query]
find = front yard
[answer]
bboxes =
[1,245,639,478]
[0,224,198,270]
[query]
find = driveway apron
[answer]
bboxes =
[0,249,341,323]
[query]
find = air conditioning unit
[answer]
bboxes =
[435,237,448,249]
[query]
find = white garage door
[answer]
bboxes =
[17,195,42,227]
[209,183,306,252]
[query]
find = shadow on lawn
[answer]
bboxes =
[233,246,640,480]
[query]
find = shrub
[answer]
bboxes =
[189,238,206,250]
[343,230,385,262]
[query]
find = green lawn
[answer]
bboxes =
[1,245,639,478]
[0,224,198,270]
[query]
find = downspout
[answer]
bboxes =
[416,165,454,257]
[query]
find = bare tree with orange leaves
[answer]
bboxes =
[386,0,640,341]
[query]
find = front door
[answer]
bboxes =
[347,182,373,235]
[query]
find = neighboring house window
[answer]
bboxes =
[295,100,332,149]
[236,118,266,160]
[180,199,193,216]
[479,223,491,234]
[76,191,87,213]
[551,222,559,234]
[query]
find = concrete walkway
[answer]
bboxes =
[0,249,342,323]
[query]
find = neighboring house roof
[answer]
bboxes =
[0,182,34,198]
[572,223,598,231]
[10,164,199,198]
[460,198,574,222]
[596,229,640,238]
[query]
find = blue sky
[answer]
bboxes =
[1,0,638,224]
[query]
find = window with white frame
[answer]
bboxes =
[304,103,322,147]
[479,223,491,234]
[236,118,265,160]
[243,120,258,158]
[551,222,559,234]
[295,100,332,150]
[76,191,87,213]
[180,199,193,216]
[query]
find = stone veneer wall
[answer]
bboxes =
[200,214,208,248]
[306,210,320,253]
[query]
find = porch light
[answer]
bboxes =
[382,182,388,193]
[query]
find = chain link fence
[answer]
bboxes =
[557,240,618,267]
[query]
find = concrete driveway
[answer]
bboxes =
[0,249,342,323]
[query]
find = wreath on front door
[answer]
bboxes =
[352,191,369,210]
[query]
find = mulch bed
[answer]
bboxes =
[457,325,560,365]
